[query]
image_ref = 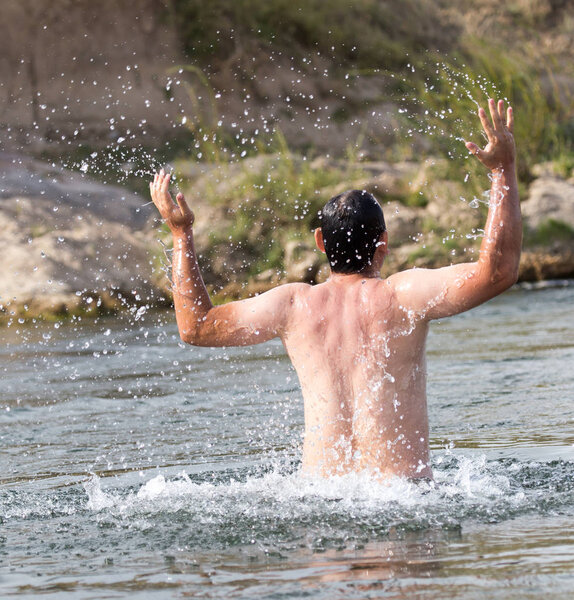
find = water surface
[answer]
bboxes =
[2,284,574,598]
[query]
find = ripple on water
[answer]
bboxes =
[11,450,554,554]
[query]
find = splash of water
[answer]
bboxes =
[66,448,574,559]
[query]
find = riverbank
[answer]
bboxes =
[175,153,574,301]
[2,151,574,323]
[2,1,574,320]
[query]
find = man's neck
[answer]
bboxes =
[328,266,382,282]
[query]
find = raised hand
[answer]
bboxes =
[149,169,194,233]
[465,98,515,171]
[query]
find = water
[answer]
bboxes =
[2,284,574,598]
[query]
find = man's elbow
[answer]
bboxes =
[178,321,218,347]
[491,263,519,292]
[176,310,214,345]
[178,323,205,346]
[479,251,520,293]
[178,328,195,345]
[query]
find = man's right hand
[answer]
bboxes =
[465,98,515,172]
[150,169,195,234]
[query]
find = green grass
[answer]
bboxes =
[170,0,446,70]
[407,234,470,265]
[163,1,574,288]
[552,152,574,179]
[168,1,574,195]
[198,129,366,276]
[525,219,574,247]
[370,35,574,198]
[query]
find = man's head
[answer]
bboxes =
[316,190,387,274]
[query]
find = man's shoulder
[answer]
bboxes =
[386,267,435,291]
[276,282,312,295]
[255,281,311,304]
[383,268,438,311]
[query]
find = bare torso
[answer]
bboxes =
[152,98,520,483]
[282,274,432,480]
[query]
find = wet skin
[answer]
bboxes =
[150,99,521,480]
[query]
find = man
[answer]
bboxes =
[150,98,521,481]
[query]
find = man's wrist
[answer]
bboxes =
[172,285,195,298]
[491,159,516,175]
[172,227,194,244]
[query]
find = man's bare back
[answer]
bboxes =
[282,275,431,479]
[150,98,522,481]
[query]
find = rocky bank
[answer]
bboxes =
[183,155,574,296]
[0,153,168,321]
[1,1,574,320]
[2,151,573,322]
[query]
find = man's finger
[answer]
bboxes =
[160,172,171,194]
[465,141,486,164]
[465,141,479,155]
[488,98,503,131]
[176,192,190,214]
[506,106,514,133]
[478,107,495,141]
[497,99,505,124]
[150,181,160,204]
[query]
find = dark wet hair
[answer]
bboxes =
[320,189,386,274]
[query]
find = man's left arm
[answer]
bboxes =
[150,170,299,347]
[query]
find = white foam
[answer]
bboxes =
[83,452,522,523]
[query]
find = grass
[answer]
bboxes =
[551,152,574,179]
[197,129,366,277]
[524,219,574,247]
[406,233,472,266]
[379,36,574,192]
[169,0,574,170]
[170,0,448,71]
[161,2,574,289]
[83,3,574,206]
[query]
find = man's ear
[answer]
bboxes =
[314,228,326,253]
[375,230,389,260]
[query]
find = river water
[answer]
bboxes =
[2,283,574,599]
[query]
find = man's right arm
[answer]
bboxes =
[390,98,522,320]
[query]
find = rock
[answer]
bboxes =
[531,162,563,178]
[254,268,282,284]
[0,153,166,319]
[0,153,151,227]
[522,176,574,229]
[359,161,421,198]
[284,240,321,283]
[519,246,574,281]
[381,201,424,247]
[425,180,484,233]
